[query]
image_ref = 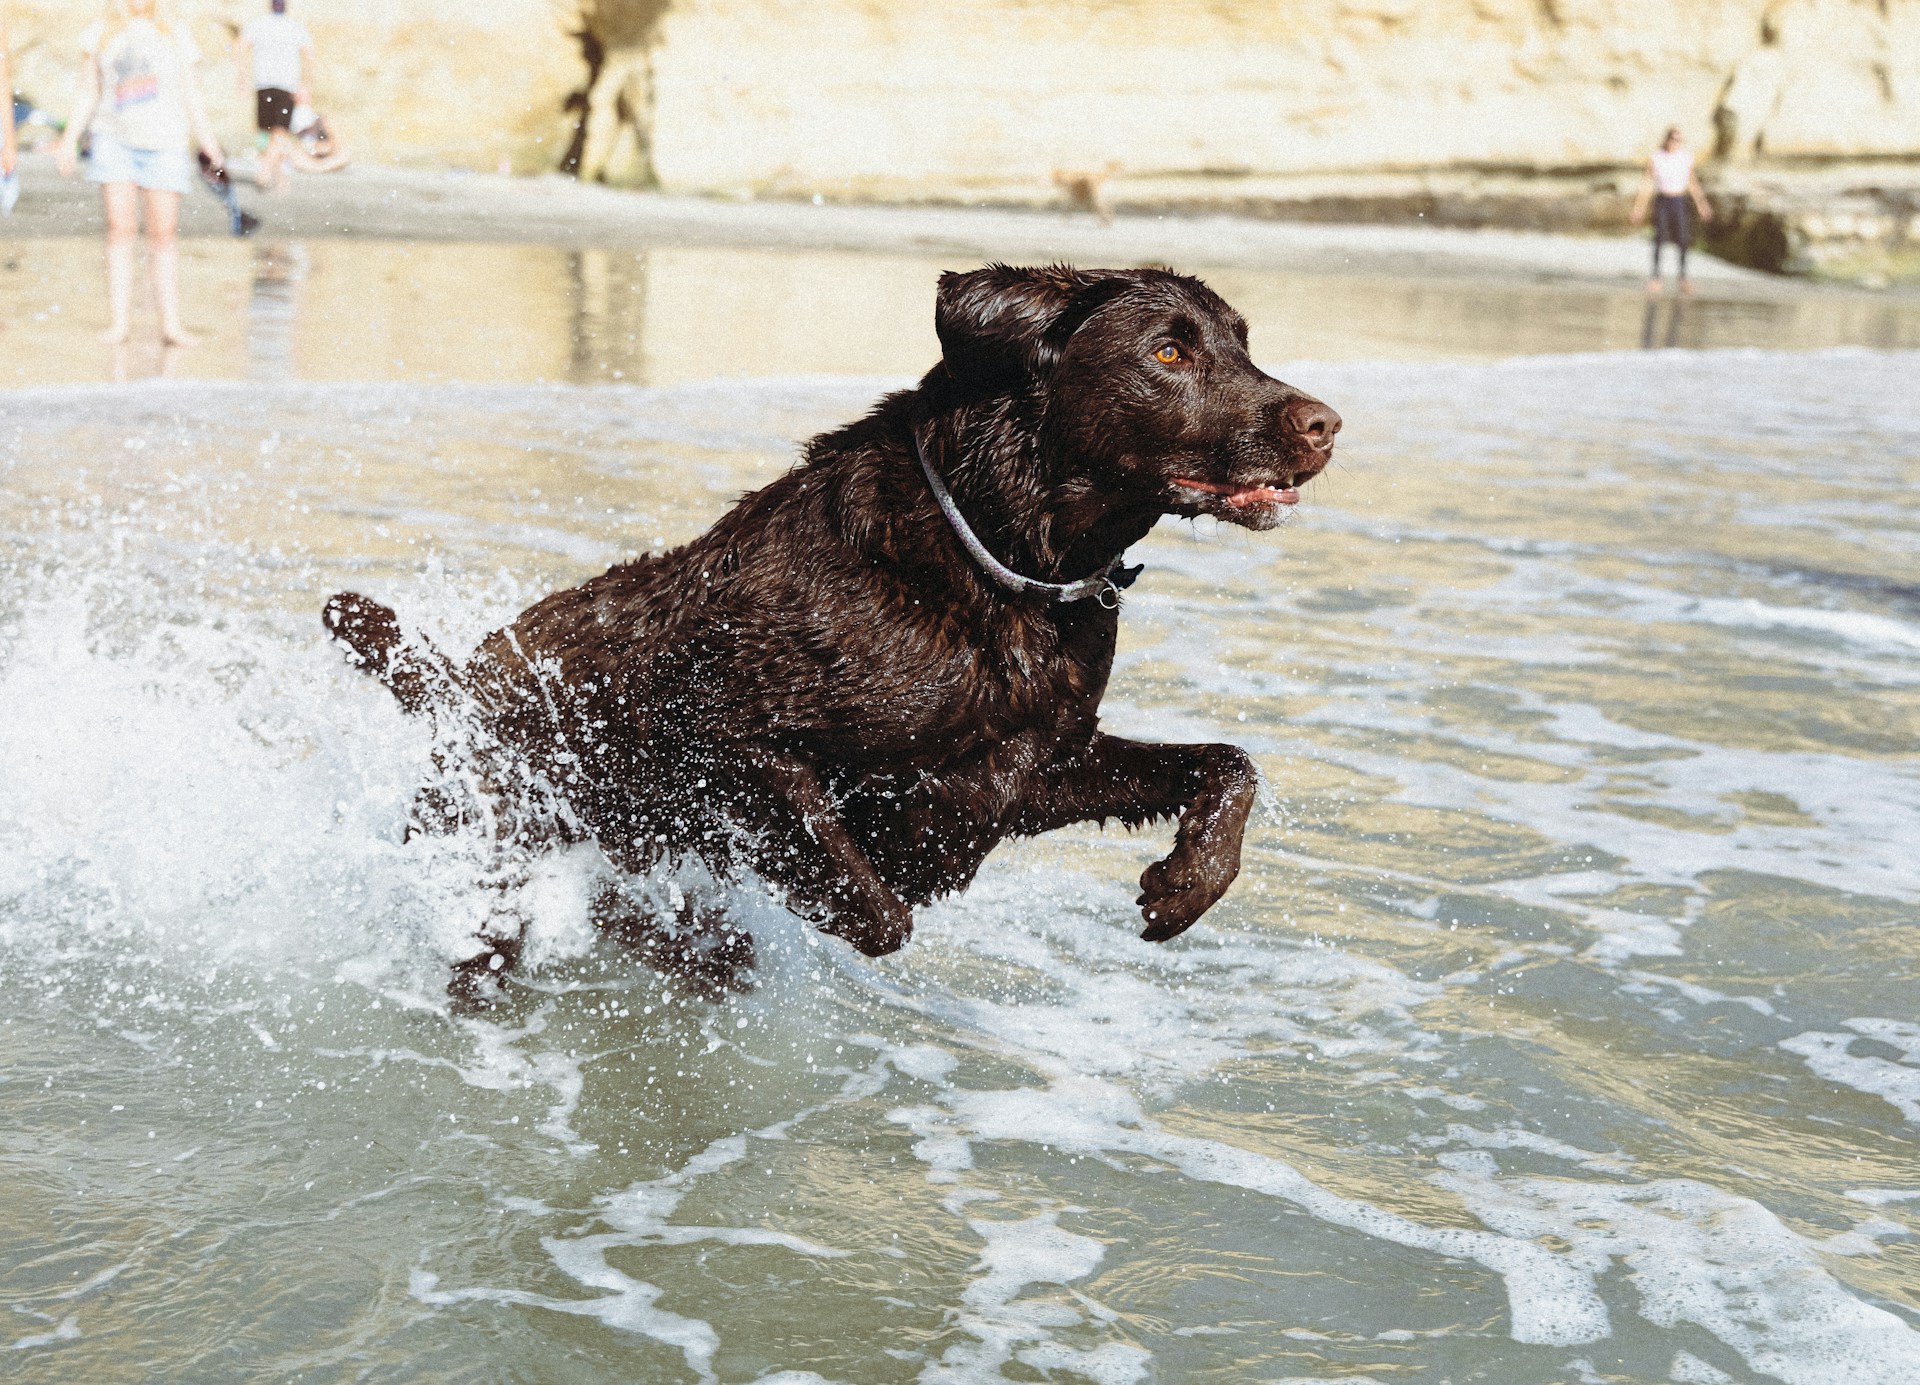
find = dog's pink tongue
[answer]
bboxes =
[1227,485,1299,508]
[1175,478,1300,507]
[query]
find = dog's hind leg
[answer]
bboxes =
[413,739,576,1011]
[1013,732,1258,942]
[592,880,756,1000]
[448,922,526,1011]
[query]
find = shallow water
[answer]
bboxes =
[2,244,1918,1384]
[7,236,1920,387]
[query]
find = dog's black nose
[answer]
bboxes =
[1285,398,1342,450]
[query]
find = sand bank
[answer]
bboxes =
[2,156,1788,292]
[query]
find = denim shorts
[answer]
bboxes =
[87,134,194,196]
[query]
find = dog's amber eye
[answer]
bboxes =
[1154,344,1185,364]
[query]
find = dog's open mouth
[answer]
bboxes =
[1171,477,1301,509]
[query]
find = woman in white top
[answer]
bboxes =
[55,0,225,345]
[1630,127,1713,298]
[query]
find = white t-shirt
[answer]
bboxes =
[241,13,311,94]
[1650,147,1694,197]
[80,19,200,152]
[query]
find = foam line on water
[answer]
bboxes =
[1285,700,1920,914]
[918,1206,1148,1385]
[867,863,1920,1376]
[1414,1123,1631,1172]
[410,1268,723,1383]
[1667,1351,1741,1385]
[1848,1189,1920,1207]
[1780,1020,1920,1125]
[905,1067,1920,1374]
[1431,1154,1920,1384]
[1682,597,1920,656]
[0,376,908,464]
[871,882,1608,1348]
[896,1071,1610,1348]
[8,1318,82,1351]
[415,1046,903,1373]
[899,876,1445,1086]
[1622,969,1777,1017]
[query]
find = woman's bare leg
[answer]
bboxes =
[143,186,196,347]
[99,182,139,343]
[260,129,294,190]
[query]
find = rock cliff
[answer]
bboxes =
[625,0,1920,195]
[9,0,1918,274]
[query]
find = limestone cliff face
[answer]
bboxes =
[9,0,1917,189]
[1716,0,1920,159]
[631,0,1920,195]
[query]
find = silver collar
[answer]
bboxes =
[912,430,1138,606]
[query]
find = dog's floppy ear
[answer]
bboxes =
[935,264,1129,390]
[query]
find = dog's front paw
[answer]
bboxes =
[1136,845,1235,943]
[820,900,913,957]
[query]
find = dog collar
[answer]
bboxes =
[913,430,1141,606]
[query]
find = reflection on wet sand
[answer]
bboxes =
[1641,295,1687,350]
[247,243,307,379]
[4,237,1920,387]
[105,338,189,384]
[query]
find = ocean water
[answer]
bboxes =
[2,258,1918,1383]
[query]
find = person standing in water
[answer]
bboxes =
[234,0,315,193]
[56,0,225,346]
[1631,126,1713,297]
[2,13,19,214]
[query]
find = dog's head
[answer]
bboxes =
[935,264,1340,531]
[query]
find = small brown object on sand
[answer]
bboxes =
[1052,162,1121,223]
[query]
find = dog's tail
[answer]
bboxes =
[322,592,455,715]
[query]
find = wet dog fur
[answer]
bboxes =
[323,264,1340,1001]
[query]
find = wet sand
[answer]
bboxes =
[0,152,1819,289]
[14,151,1920,392]
[4,234,1916,390]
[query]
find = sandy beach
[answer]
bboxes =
[15,151,1920,391]
[1,153,1796,289]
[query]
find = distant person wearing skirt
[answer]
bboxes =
[235,0,315,192]
[1632,127,1714,298]
[56,0,226,346]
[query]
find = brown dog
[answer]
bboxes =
[324,264,1340,999]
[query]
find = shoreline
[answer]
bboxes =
[3,155,1874,302]
[9,156,1919,391]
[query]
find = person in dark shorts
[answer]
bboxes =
[255,85,293,135]
[1631,127,1714,297]
[234,0,313,191]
